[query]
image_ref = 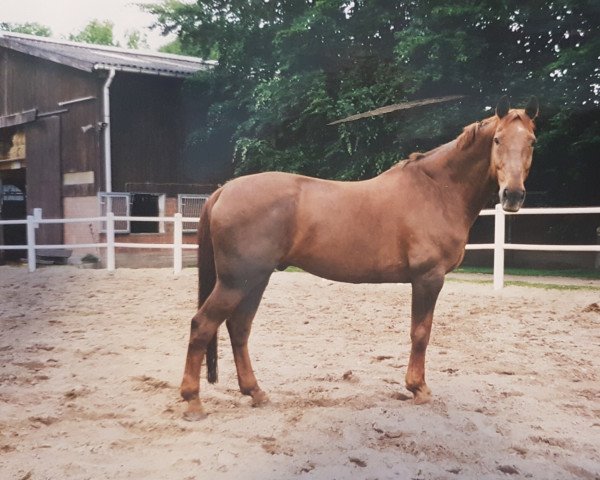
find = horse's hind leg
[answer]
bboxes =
[226,277,270,407]
[181,282,245,420]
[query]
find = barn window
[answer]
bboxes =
[130,193,165,234]
[99,193,166,234]
[1,184,25,201]
[99,192,130,233]
[178,194,208,232]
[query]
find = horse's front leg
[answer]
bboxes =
[405,271,444,404]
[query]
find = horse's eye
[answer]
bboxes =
[494,137,500,145]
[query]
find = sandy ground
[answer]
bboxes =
[1,266,599,480]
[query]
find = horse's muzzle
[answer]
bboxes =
[500,188,525,212]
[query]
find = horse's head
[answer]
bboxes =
[491,96,538,212]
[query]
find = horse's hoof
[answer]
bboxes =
[183,399,207,421]
[412,386,432,405]
[251,390,270,408]
[183,409,208,421]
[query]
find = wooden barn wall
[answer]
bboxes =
[26,116,62,243]
[0,49,104,196]
[110,73,186,193]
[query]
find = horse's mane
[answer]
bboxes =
[392,147,440,170]
[456,115,500,150]
[457,110,535,150]
[392,137,459,170]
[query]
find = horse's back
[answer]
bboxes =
[209,171,382,279]
[212,171,306,226]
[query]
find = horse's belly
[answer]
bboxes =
[301,261,410,284]
[287,242,410,284]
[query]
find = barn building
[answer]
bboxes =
[0,32,229,265]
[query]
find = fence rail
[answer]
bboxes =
[1,205,598,289]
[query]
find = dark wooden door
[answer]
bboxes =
[26,116,62,246]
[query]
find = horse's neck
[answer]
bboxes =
[414,137,496,226]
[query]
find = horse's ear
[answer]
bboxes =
[525,96,539,119]
[496,96,510,118]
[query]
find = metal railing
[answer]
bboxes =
[1,205,599,289]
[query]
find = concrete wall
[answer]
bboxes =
[63,196,102,260]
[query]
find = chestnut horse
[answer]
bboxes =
[180,96,539,420]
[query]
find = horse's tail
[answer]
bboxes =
[198,190,221,384]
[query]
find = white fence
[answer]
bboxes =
[0,209,198,276]
[0,205,599,289]
[465,204,600,289]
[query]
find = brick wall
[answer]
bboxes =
[62,195,200,267]
[111,196,198,268]
[113,197,198,245]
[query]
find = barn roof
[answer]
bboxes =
[0,31,215,78]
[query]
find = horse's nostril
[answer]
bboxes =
[514,189,526,202]
[502,188,525,206]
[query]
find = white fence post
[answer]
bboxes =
[173,213,183,275]
[493,203,506,290]
[26,214,36,272]
[106,212,116,271]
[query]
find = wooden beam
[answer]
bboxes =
[0,109,37,129]
[0,159,25,170]
[37,108,69,118]
[328,95,466,125]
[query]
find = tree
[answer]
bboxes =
[0,22,52,37]
[124,29,149,50]
[69,19,117,46]
[158,38,184,55]
[67,19,151,51]
[147,0,600,205]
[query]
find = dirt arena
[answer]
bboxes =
[1,266,598,479]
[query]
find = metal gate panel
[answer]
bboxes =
[178,194,208,232]
[99,193,130,233]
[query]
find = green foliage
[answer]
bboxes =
[148,0,600,205]
[158,38,184,55]
[81,253,100,264]
[0,22,52,36]
[124,29,149,50]
[456,266,600,280]
[69,19,117,46]
[67,19,150,50]
[1,19,148,51]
